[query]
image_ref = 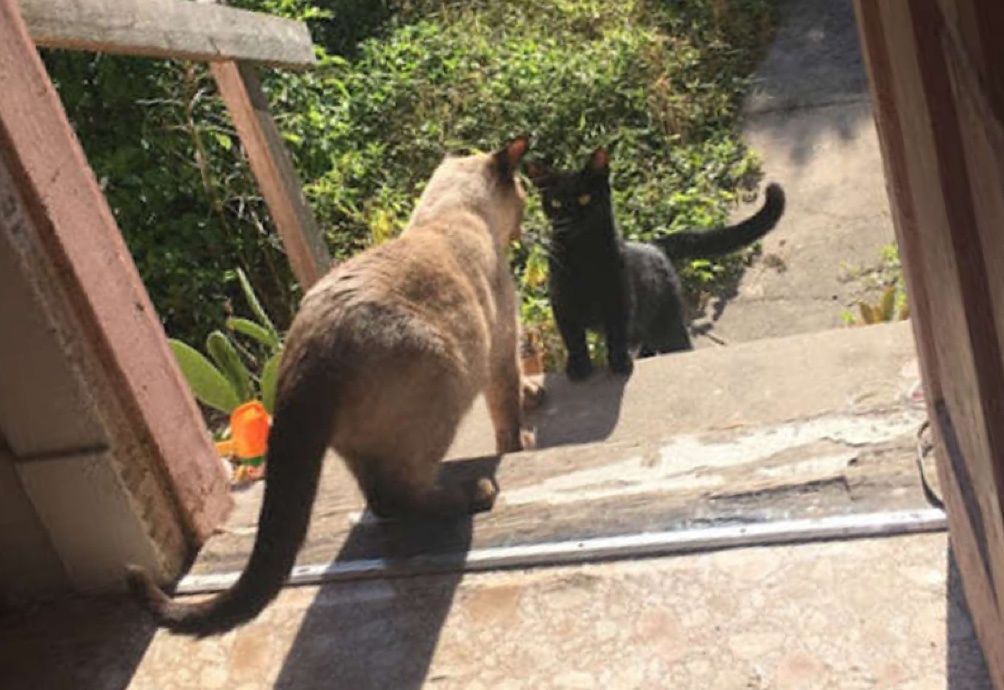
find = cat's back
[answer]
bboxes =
[310,230,482,305]
[624,240,679,293]
[292,231,493,372]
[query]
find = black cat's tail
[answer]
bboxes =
[126,342,337,637]
[654,183,785,259]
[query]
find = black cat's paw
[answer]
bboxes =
[565,356,593,381]
[608,353,634,377]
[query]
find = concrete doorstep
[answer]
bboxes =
[0,322,994,689]
[188,322,932,579]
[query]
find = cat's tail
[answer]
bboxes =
[126,341,337,637]
[653,183,785,259]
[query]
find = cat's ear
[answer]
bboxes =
[524,159,553,188]
[586,147,610,174]
[494,135,531,178]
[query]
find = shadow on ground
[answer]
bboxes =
[745,0,875,167]
[947,546,994,689]
[0,593,156,690]
[526,371,627,449]
[273,455,500,690]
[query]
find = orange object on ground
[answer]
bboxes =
[214,439,236,457]
[230,400,270,458]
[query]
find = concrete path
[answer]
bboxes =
[696,0,898,345]
[2,533,990,689]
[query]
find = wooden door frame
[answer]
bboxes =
[855,1,1004,685]
[0,0,327,586]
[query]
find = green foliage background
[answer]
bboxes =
[44,0,775,370]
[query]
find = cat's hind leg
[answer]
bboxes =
[651,313,693,354]
[353,453,498,519]
[637,345,657,359]
[339,367,496,520]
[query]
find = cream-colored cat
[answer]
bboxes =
[128,136,539,635]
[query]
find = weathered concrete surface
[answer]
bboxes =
[697,0,897,345]
[0,322,992,688]
[1,534,991,689]
[189,322,929,574]
[454,320,921,457]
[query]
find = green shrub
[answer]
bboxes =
[45,0,775,369]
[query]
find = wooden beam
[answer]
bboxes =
[18,0,316,69]
[856,0,1004,683]
[0,0,232,549]
[211,60,331,288]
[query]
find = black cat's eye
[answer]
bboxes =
[550,199,563,209]
[578,194,591,206]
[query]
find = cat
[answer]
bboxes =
[526,148,785,380]
[127,136,541,636]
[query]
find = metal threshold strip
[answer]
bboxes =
[176,508,947,595]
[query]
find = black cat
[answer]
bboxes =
[526,148,785,380]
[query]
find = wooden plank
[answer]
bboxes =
[0,0,232,546]
[18,0,316,69]
[943,21,1004,417]
[882,0,1004,610]
[934,0,1004,122]
[211,60,331,288]
[856,1,1004,683]
[908,0,1004,612]
[933,402,1004,682]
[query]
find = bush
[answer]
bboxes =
[45,0,775,369]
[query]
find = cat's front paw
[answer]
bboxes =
[467,476,499,514]
[521,378,545,412]
[608,352,634,377]
[565,355,593,381]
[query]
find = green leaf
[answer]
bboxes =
[227,317,280,351]
[206,331,253,403]
[211,132,232,149]
[858,302,878,325]
[260,351,282,415]
[523,246,548,289]
[169,339,240,413]
[235,267,278,339]
[879,285,897,322]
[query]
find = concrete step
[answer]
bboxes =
[453,319,921,455]
[186,321,933,580]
